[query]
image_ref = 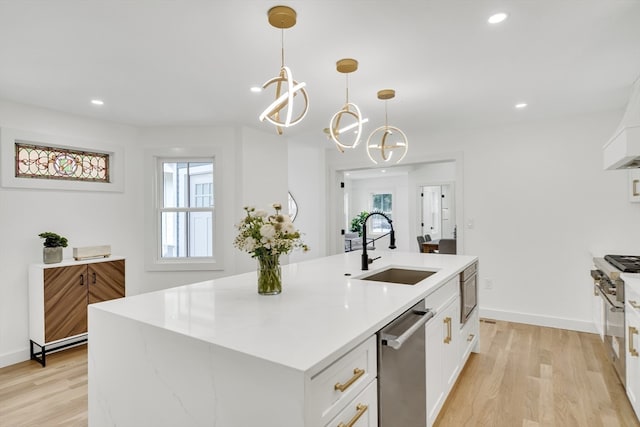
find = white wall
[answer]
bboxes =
[0,99,141,367]
[325,110,640,332]
[0,99,291,367]
[287,142,326,263]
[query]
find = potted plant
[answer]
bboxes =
[350,211,369,237]
[38,232,68,264]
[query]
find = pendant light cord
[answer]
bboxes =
[281,28,285,67]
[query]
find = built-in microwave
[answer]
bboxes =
[460,262,478,325]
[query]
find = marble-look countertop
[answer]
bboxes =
[90,251,476,374]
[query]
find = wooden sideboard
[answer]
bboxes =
[29,256,125,366]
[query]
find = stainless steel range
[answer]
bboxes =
[591,255,640,387]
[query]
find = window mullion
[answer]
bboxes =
[185,163,191,257]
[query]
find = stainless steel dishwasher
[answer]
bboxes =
[377,299,435,427]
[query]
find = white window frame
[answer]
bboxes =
[145,147,223,271]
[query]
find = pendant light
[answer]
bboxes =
[329,58,367,152]
[259,6,309,135]
[366,89,408,164]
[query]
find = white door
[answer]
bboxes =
[421,186,442,241]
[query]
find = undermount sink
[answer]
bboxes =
[356,267,436,285]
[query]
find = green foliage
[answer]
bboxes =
[350,211,369,237]
[38,232,68,248]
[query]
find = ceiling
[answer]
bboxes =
[1,1,640,140]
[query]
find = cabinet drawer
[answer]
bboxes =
[309,336,377,426]
[627,284,640,315]
[325,379,378,427]
[425,276,459,313]
[460,308,479,362]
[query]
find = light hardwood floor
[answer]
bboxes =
[435,320,640,427]
[0,320,638,426]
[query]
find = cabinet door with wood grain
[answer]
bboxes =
[43,264,88,342]
[88,259,125,304]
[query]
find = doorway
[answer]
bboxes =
[420,183,455,241]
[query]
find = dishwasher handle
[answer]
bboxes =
[381,309,435,350]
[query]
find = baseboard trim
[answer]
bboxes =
[0,347,30,369]
[479,308,596,334]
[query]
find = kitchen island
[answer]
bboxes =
[88,251,478,427]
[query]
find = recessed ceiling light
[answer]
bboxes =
[488,12,508,24]
[381,169,386,173]
[91,99,104,106]
[250,86,262,93]
[515,103,528,109]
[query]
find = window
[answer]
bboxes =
[371,192,392,233]
[154,159,218,266]
[15,141,110,182]
[145,148,222,272]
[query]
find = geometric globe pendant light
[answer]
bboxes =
[258,6,310,135]
[329,58,367,152]
[366,89,408,164]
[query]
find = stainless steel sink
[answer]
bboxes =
[357,268,436,285]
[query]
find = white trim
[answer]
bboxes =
[0,348,30,369]
[0,127,124,192]
[144,147,224,271]
[479,307,596,334]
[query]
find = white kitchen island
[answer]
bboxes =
[88,251,478,427]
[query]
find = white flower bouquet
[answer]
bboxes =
[234,203,308,294]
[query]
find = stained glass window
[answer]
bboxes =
[14,141,110,182]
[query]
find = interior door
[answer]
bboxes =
[421,186,442,241]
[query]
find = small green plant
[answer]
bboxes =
[38,232,68,248]
[350,211,369,237]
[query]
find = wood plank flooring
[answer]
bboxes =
[0,320,638,426]
[435,319,640,427]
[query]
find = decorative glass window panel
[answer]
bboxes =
[160,160,214,259]
[371,193,392,233]
[14,141,110,182]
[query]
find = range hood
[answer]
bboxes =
[604,76,640,170]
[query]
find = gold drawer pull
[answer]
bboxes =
[633,179,639,197]
[467,333,475,342]
[334,368,365,392]
[444,317,452,344]
[630,326,639,357]
[338,403,368,427]
[630,300,640,310]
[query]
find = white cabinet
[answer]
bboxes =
[325,379,378,427]
[460,308,479,362]
[307,335,377,427]
[425,277,461,427]
[630,170,640,202]
[626,283,640,419]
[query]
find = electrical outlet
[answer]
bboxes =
[484,278,493,290]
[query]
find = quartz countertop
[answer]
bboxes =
[90,251,477,374]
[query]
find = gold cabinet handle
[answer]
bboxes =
[337,403,368,427]
[444,317,452,344]
[630,326,639,357]
[334,368,364,392]
[630,300,640,310]
[633,179,639,197]
[467,333,475,342]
